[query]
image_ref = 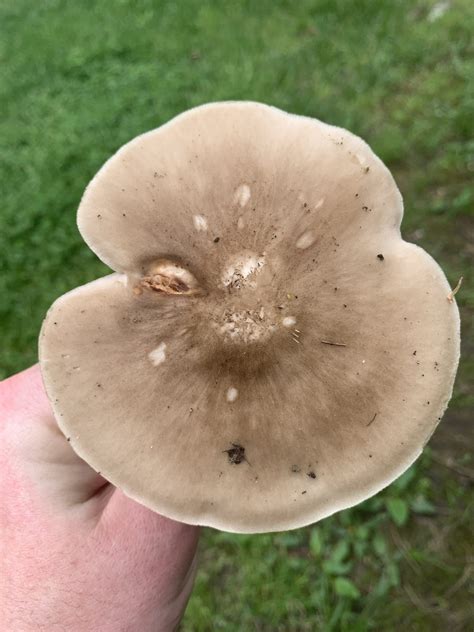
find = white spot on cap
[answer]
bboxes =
[282,316,296,327]
[240,256,263,278]
[237,216,245,230]
[226,387,238,402]
[296,230,315,250]
[222,252,265,288]
[234,184,251,207]
[314,198,324,210]
[355,153,367,167]
[149,342,167,366]
[193,214,208,231]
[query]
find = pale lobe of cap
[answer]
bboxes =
[39,102,460,533]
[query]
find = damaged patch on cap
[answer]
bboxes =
[137,260,200,296]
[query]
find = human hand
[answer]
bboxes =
[0,365,200,631]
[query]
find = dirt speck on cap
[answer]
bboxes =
[223,443,247,465]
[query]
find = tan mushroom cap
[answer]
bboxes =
[39,102,460,533]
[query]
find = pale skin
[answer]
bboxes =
[0,365,200,631]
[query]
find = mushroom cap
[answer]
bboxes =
[39,102,460,533]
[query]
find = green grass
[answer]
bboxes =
[188,450,473,631]
[1,1,473,630]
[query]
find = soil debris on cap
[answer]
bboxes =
[307,470,316,479]
[320,339,347,347]
[223,443,248,465]
[366,412,378,427]
[447,276,463,302]
[377,254,384,261]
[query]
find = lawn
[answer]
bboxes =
[1,0,473,630]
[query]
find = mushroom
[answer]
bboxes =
[39,102,460,533]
